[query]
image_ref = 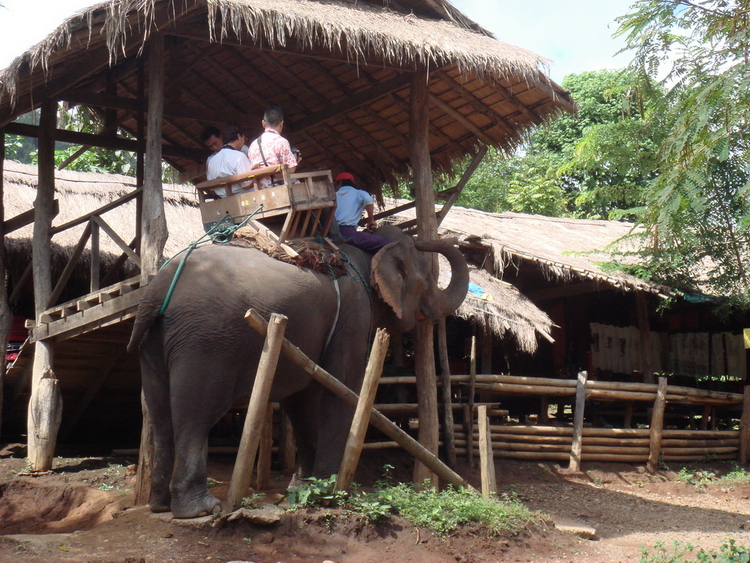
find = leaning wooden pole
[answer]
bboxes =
[478,405,497,498]
[337,329,390,491]
[410,67,440,487]
[568,370,588,472]
[647,376,669,472]
[226,313,288,511]
[28,99,61,471]
[245,309,471,491]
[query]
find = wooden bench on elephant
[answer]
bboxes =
[194,165,336,244]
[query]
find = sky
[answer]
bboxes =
[0,0,636,84]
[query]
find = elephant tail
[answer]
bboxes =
[127,288,164,353]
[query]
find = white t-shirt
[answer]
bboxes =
[206,147,252,197]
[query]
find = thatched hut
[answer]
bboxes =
[0,0,575,472]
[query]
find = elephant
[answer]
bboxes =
[127,224,469,518]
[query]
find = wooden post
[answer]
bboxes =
[0,127,9,437]
[481,325,492,376]
[739,386,750,464]
[647,376,668,472]
[467,334,477,468]
[135,34,168,498]
[478,405,497,498]
[278,408,296,473]
[28,99,60,471]
[337,328,390,491]
[539,397,550,425]
[140,33,168,282]
[244,309,472,491]
[90,218,100,292]
[134,391,153,505]
[568,370,588,472]
[437,318,457,468]
[636,293,654,384]
[226,313,287,511]
[255,402,274,490]
[410,67,440,488]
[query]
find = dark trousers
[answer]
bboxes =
[339,225,391,253]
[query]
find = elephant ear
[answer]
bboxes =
[370,241,406,319]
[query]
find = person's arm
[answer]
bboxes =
[364,203,377,231]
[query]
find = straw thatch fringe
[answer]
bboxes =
[1,0,552,104]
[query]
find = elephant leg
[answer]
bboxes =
[168,361,238,518]
[312,389,354,478]
[281,389,319,488]
[140,340,174,513]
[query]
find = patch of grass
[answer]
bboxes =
[241,493,265,509]
[284,475,347,508]
[639,539,750,562]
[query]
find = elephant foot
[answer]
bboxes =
[170,492,221,519]
[149,488,171,513]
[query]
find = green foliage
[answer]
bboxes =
[348,482,535,536]
[614,0,750,304]
[284,475,347,507]
[639,539,750,563]
[240,493,265,509]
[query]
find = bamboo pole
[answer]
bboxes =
[226,313,287,511]
[244,309,471,491]
[568,371,588,472]
[647,377,668,472]
[337,329,390,491]
[739,386,750,464]
[0,128,8,438]
[278,408,296,473]
[437,318,457,468]
[478,405,497,498]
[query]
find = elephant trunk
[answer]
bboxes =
[414,238,469,320]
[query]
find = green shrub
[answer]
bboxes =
[640,539,750,562]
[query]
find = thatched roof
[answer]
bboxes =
[393,204,673,299]
[3,161,553,352]
[3,160,204,286]
[0,0,575,194]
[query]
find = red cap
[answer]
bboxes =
[335,172,355,184]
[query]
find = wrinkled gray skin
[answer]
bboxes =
[127,225,468,518]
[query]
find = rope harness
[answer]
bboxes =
[157,208,263,316]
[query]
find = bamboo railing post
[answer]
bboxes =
[478,405,497,498]
[568,370,588,472]
[467,334,477,468]
[337,329,390,491]
[437,318,457,468]
[226,313,287,511]
[647,376,668,473]
[278,408,296,473]
[244,309,471,491]
[739,386,750,464]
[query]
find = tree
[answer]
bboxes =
[615,0,750,303]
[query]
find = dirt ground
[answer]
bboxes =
[1,443,749,563]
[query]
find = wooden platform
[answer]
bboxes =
[28,276,145,343]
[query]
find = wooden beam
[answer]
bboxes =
[290,73,414,133]
[51,187,142,235]
[428,94,495,145]
[525,280,607,302]
[4,122,206,161]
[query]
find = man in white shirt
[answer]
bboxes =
[206,122,252,198]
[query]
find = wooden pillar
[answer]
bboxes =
[481,324,492,376]
[28,99,62,471]
[647,376,668,473]
[568,370,588,472]
[477,405,497,498]
[140,33,168,282]
[410,68,439,487]
[0,128,9,437]
[636,293,654,384]
[135,34,168,502]
[739,386,750,464]
[437,318,457,468]
[467,333,477,468]
[278,408,296,473]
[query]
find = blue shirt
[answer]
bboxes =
[335,185,373,227]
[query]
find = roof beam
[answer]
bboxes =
[4,121,205,161]
[428,93,494,145]
[290,72,414,134]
